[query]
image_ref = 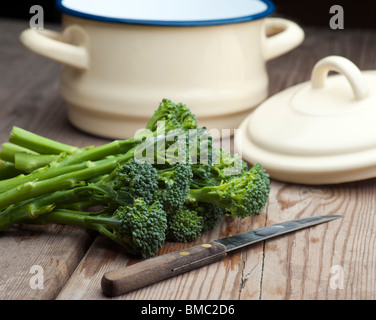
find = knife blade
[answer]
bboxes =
[101,215,342,297]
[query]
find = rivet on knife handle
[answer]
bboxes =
[101,241,227,297]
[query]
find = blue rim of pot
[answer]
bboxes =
[56,0,275,27]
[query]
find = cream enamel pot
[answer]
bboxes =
[20,0,304,139]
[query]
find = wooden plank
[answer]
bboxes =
[258,180,376,299]
[0,224,95,299]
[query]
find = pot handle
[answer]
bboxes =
[311,55,369,101]
[19,25,89,70]
[263,18,304,61]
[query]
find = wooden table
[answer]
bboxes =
[1,18,376,300]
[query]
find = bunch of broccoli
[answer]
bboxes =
[0,99,270,258]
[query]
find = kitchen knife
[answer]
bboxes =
[101,215,341,297]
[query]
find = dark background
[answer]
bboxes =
[0,0,375,28]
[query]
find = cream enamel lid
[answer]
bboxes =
[235,56,376,184]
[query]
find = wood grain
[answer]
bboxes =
[0,224,94,299]
[1,18,376,299]
[261,180,376,299]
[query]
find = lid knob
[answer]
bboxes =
[310,55,369,101]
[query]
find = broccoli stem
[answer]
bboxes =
[14,153,59,173]
[9,126,81,155]
[0,160,22,180]
[0,203,56,231]
[24,208,121,230]
[0,159,98,193]
[0,142,39,163]
[0,142,138,193]
[187,187,224,208]
[0,184,113,231]
[9,125,156,168]
[55,140,135,168]
[25,208,127,251]
[7,127,138,171]
[23,208,124,249]
[0,153,133,210]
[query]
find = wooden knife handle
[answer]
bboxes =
[101,241,227,297]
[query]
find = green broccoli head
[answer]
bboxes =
[113,198,167,258]
[113,159,158,204]
[188,163,270,218]
[190,148,248,189]
[166,206,203,243]
[189,202,226,232]
[154,163,193,213]
[175,102,199,131]
[211,148,248,178]
[93,159,159,206]
[146,99,198,132]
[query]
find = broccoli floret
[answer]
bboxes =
[146,98,198,132]
[188,202,226,232]
[111,159,158,204]
[191,148,248,189]
[60,159,160,209]
[134,99,201,166]
[188,163,270,218]
[105,199,167,257]
[211,148,248,179]
[154,163,193,213]
[175,102,199,131]
[166,206,203,242]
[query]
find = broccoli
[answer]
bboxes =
[188,202,226,232]
[0,99,271,258]
[109,199,167,257]
[110,159,158,205]
[0,157,124,211]
[26,199,167,258]
[211,148,248,179]
[191,148,247,189]
[166,206,203,243]
[154,163,193,213]
[0,185,108,232]
[187,163,270,218]
[0,159,22,180]
[146,99,197,132]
